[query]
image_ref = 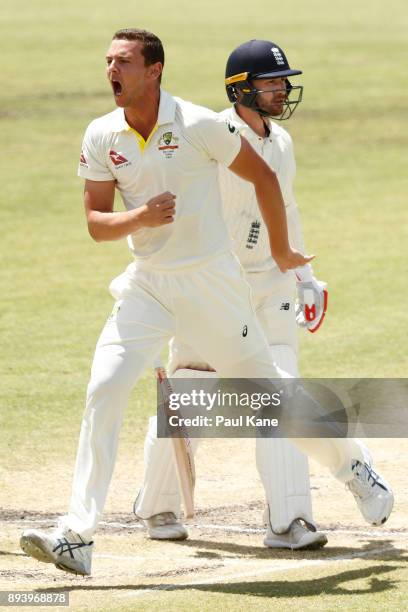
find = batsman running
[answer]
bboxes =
[131,39,394,549]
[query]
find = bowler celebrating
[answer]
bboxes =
[19,28,312,575]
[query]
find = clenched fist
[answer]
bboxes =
[138,191,176,227]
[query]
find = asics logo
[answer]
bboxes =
[53,538,91,559]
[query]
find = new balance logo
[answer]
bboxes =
[246,220,261,249]
[280,302,290,311]
[109,150,130,166]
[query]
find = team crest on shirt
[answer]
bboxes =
[246,220,261,249]
[158,131,179,158]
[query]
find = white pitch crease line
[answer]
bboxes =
[192,524,407,538]
[194,524,262,534]
[324,527,406,538]
[99,521,144,530]
[118,545,396,599]
[5,517,406,539]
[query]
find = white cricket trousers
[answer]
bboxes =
[59,252,282,540]
[134,268,368,531]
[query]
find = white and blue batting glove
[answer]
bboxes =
[295,264,328,333]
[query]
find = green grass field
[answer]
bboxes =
[1,0,408,609]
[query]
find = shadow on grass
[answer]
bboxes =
[34,564,404,599]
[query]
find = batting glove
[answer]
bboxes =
[295,264,328,333]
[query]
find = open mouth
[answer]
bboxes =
[111,80,123,96]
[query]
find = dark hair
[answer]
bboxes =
[113,28,164,68]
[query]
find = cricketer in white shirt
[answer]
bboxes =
[58,89,308,541]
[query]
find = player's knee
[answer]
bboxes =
[86,370,133,405]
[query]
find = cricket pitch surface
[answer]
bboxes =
[1,439,407,611]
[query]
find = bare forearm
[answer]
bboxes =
[85,190,176,242]
[87,208,143,242]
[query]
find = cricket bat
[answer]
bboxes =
[154,359,195,519]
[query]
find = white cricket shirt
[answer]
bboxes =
[218,106,302,273]
[78,90,242,269]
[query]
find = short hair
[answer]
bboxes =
[113,28,164,68]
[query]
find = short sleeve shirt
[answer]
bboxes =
[78,90,242,268]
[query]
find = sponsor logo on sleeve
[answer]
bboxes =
[79,151,88,167]
[109,150,131,167]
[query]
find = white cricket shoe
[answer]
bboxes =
[20,527,93,576]
[144,512,188,540]
[346,460,394,526]
[264,519,328,550]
